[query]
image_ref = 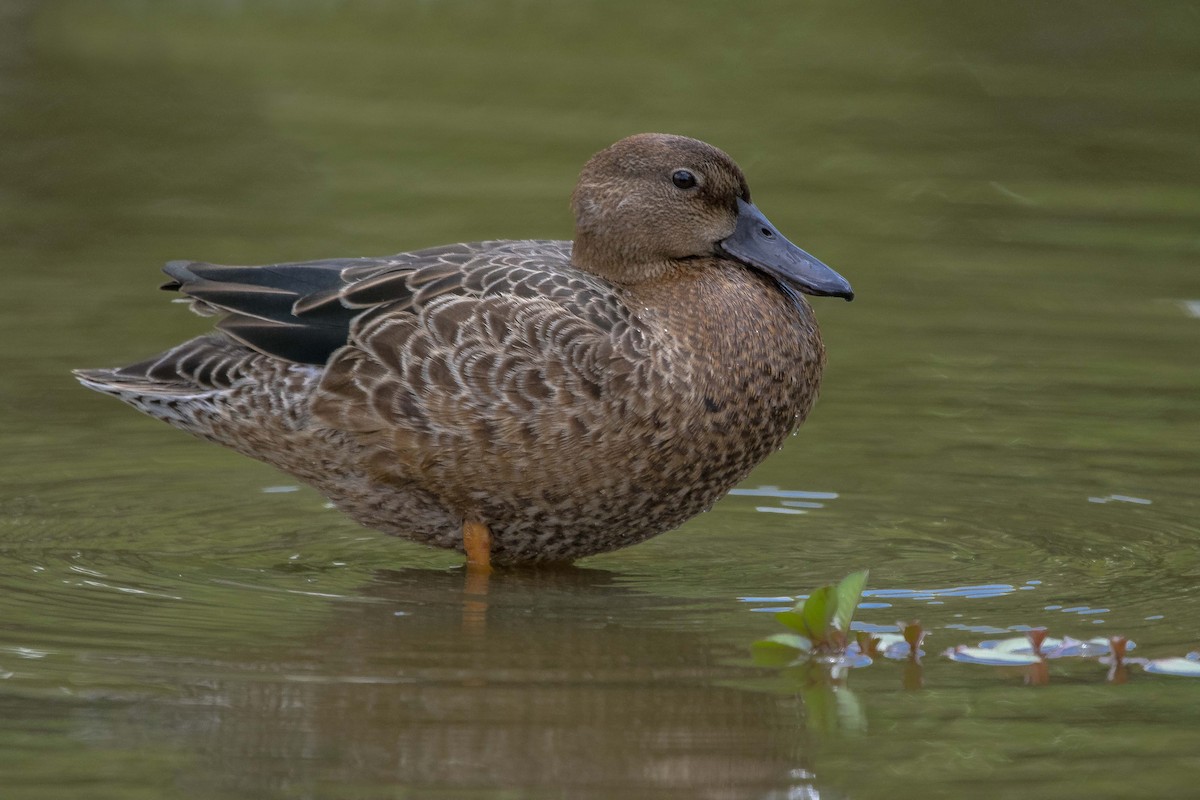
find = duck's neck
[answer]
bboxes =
[571,231,677,285]
[628,260,822,363]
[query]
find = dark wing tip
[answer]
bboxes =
[161,260,204,291]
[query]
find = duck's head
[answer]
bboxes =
[571,133,853,301]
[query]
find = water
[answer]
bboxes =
[2,1,1199,798]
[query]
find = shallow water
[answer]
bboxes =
[2,2,1199,798]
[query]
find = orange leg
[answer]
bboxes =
[463,519,493,573]
[461,519,492,635]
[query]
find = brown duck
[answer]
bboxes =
[75,134,853,569]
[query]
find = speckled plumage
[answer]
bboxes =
[76,134,850,564]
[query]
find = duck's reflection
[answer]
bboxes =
[185,566,817,799]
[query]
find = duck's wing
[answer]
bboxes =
[162,240,575,366]
[162,240,650,442]
[77,251,402,396]
[310,241,650,446]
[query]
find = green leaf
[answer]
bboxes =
[752,634,812,666]
[801,585,837,645]
[775,610,811,635]
[833,569,869,634]
[763,632,813,652]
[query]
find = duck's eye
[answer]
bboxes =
[671,170,697,190]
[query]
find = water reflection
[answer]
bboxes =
[104,568,817,799]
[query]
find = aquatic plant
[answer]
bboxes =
[751,575,1200,684]
[752,570,874,668]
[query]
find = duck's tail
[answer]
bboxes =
[73,334,260,428]
[74,335,324,438]
[75,333,256,395]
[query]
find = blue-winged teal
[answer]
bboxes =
[75,134,852,568]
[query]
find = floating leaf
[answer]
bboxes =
[977,636,1135,659]
[871,633,910,658]
[1143,657,1200,678]
[979,636,1059,655]
[830,652,874,670]
[833,569,869,634]
[943,645,1043,666]
[1050,637,1134,658]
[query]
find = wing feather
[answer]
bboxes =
[156,239,649,460]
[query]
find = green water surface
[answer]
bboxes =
[2,2,1199,798]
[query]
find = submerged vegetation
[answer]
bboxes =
[753,571,1200,684]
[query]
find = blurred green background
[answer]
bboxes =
[1,2,1198,798]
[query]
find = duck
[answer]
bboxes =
[75,133,852,570]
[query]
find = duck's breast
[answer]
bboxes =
[628,262,826,492]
